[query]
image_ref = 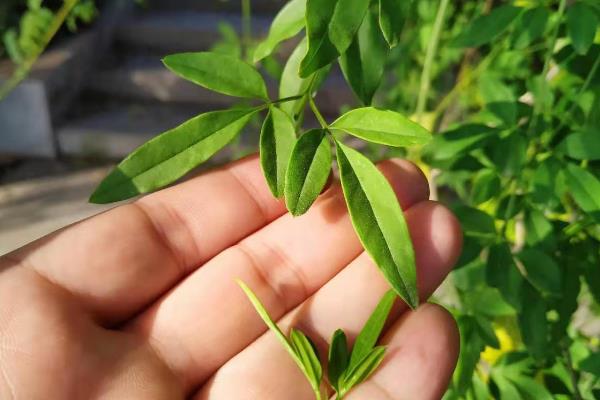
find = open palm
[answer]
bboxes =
[0,155,462,399]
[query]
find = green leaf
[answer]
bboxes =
[328,329,349,392]
[524,209,554,250]
[331,107,431,147]
[336,141,418,308]
[452,206,496,243]
[339,10,389,105]
[567,2,598,55]
[236,280,299,362]
[471,169,500,205]
[518,281,549,360]
[451,5,521,48]
[378,0,411,48]
[253,0,306,62]
[163,52,269,100]
[557,131,600,160]
[289,328,323,389]
[285,129,332,216]
[474,315,500,349]
[511,7,549,50]
[341,346,386,395]
[564,163,600,222]
[279,38,331,119]
[90,108,257,204]
[486,243,523,311]
[479,73,517,126]
[579,352,600,376]
[260,106,297,198]
[422,124,498,162]
[299,0,369,77]
[349,290,396,369]
[517,248,562,296]
[454,316,486,395]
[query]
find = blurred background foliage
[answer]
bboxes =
[1,0,600,398]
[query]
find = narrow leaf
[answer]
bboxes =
[336,141,418,308]
[349,290,396,368]
[567,3,598,55]
[378,0,411,48]
[341,346,386,394]
[285,129,332,216]
[331,107,431,147]
[451,5,521,48]
[254,0,306,62]
[339,10,389,105]
[90,108,257,204]
[564,163,600,221]
[517,248,562,296]
[260,106,297,197]
[299,0,369,77]
[290,329,323,389]
[328,329,349,391]
[163,52,269,99]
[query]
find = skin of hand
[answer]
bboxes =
[0,155,462,400]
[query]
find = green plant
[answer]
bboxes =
[89,0,600,398]
[238,280,396,399]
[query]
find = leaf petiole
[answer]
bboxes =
[309,96,329,129]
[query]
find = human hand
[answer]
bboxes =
[0,155,462,399]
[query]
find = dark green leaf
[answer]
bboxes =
[90,108,257,204]
[260,106,297,198]
[511,7,549,49]
[339,10,389,105]
[451,5,522,48]
[452,206,496,243]
[474,315,500,349]
[341,346,386,394]
[564,163,600,221]
[488,132,527,177]
[336,141,418,307]
[486,243,523,311]
[349,290,396,369]
[163,52,268,99]
[328,329,349,391]
[454,316,485,395]
[479,73,517,126]
[422,124,498,162]
[517,248,562,296]
[524,210,555,250]
[471,169,501,205]
[290,328,323,389]
[580,353,600,376]
[299,0,369,77]
[254,0,306,62]
[378,0,411,48]
[567,3,598,55]
[331,107,431,147]
[285,129,332,216]
[519,281,549,359]
[557,130,600,160]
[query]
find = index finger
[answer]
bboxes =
[4,155,286,324]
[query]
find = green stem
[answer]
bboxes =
[269,94,305,105]
[309,96,329,129]
[415,0,450,122]
[0,0,80,100]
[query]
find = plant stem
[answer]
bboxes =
[309,96,329,129]
[415,0,450,122]
[241,0,252,62]
[270,94,306,105]
[0,0,80,100]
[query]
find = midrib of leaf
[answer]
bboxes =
[294,134,328,213]
[333,127,424,140]
[95,109,257,198]
[342,157,411,299]
[302,34,331,74]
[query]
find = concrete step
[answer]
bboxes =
[85,56,356,115]
[115,11,272,54]
[56,103,262,159]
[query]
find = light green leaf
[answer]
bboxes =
[331,107,431,147]
[260,106,297,198]
[299,0,369,77]
[564,163,600,221]
[285,129,332,216]
[349,290,396,369]
[289,329,323,389]
[254,0,306,62]
[557,131,600,160]
[341,346,386,395]
[163,52,269,99]
[567,3,598,55]
[451,5,522,48]
[339,10,389,105]
[378,0,411,48]
[328,329,349,392]
[336,141,418,308]
[511,7,549,49]
[524,209,554,250]
[90,108,257,204]
[471,169,500,205]
[517,248,562,296]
